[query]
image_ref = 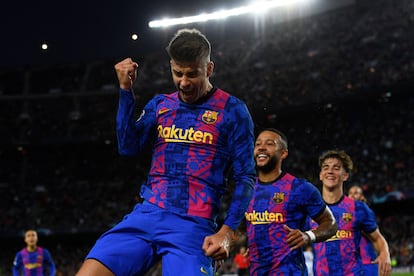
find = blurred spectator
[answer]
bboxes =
[231,246,249,276]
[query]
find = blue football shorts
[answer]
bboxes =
[86,201,216,275]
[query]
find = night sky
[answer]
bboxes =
[0,0,246,67]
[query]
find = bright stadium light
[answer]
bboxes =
[148,0,307,28]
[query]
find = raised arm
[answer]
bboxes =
[114,58,138,91]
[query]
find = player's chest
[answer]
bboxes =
[156,106,225,146]
[331,205,358,230]
[250,185,297,212]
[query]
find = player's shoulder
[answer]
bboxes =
[215,87,245,105]
[15,248,26,258]
[214,87,230,96]
[42,247,53,255]
[343,196,373,214]
[355,199,375,216]
[347,196,370,209]
[291,175,317,190]
[154,91,177,100]
[147,92,178,108]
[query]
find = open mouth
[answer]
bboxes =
[180,90,197,102]
[180,89,194,96]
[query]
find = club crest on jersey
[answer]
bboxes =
[272,192,284,204]
[342,212,353,222]
[202,110,218,124]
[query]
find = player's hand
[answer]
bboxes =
[202,225,234,261]
[114,58,138,90]
[372,254,391,276]
[284,224,310,250]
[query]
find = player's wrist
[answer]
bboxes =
[305,230,316,243]
[220,224,236,239]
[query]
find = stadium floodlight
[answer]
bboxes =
[148,0,307,28]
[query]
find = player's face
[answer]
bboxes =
[24,230,38,247]
[170,59,214,104]
[348,186,363,200]
[319,158,349,189]
[254,131,285,172]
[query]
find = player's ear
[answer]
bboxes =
[280,149,288,160]
[207,61,214,77]
[343,171,350,181]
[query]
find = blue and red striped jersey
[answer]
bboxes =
[116,87,256,230]
[360,234,377,265]
[310,195,377,276]
[245,172,326,275]
[13,246,56,276]
[360,234,379,275]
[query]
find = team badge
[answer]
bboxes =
[342,212,353,222]
[273,192,284,204]
[202,110,218,124]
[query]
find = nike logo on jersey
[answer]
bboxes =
[158,108,170,115]
[200,266,209,274]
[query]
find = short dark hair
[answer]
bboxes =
[257,128,288,150]
[166,28,211,63]
[318,150,354,173]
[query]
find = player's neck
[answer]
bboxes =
[26,245,37,252]
[206,82,213,92]
[322,186,343,204]
[258,168,282,183]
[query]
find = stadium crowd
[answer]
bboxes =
[1,0,413,274]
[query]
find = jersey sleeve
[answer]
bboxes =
[301,180,326,219]
[12,252,22,276]
[43,249,56,276]
[223,99,256,230]
[357,201,378,234]
[116,89,157,156]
